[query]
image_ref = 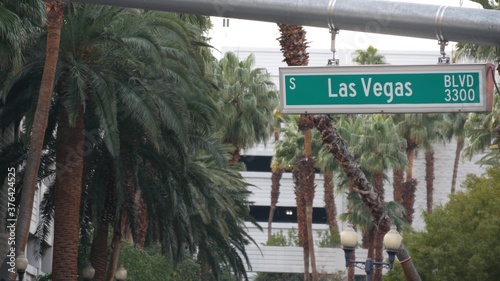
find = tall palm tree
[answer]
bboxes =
[443,113,468,194]
[277,22,318,281]
[16,1,66,271]
[0,0,45,276]
[267,108,288,242]
[395,114,429,225]
[421,114,445,214]
[2,4,207,279]
[273,115,323,281]
[214,51,278,165]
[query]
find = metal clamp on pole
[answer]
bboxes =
[438,40,450,64]
[327,29,340,66]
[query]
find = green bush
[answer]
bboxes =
[265,228,300,247]
[315,229,340,248]
[119,242,199,281]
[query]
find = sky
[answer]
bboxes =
[208,0,484,56]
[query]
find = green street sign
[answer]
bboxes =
[279,64,494,114]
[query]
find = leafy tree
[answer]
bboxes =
[352,45,386,65]
[385,168,500,281]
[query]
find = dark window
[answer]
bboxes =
[249,205,327,224]
[241,155,320,173]
[241,155,272,172]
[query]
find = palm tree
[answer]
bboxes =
[352,45,386,65]
[0,0,44,70]
[421,114,445,214]
[1,4,208,279]
[312,115,421,281]
[268,156,285,241]
[339,114,406,280]
[214,51,278,165]
[273,115,323,281]
[443,113,469,194]
[463,95,500,163]
[277,22,318,281]
[267,108,288,242]
[394,114,429,225]
[16,1,66,270]
[316,147,340,234]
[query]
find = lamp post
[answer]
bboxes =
[114,265,127,281]
[340,225,402,281]
[15,252,28,281]
[82,263,95,281]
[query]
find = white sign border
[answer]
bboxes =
[279,64,492,114]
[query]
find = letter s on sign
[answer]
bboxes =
[289,78,296,90]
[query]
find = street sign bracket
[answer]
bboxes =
[327,29,340,66]
[438,40,450,64]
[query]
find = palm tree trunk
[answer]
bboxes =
[425,150,435,213]
[393,168,404,204]
[372,228,385,281]
[90,154,116,281]
[404,141,418,225]
[52,106,85,281]
[301,156,317,281]
[268,167,284,242]
[278,22,312,280]
[11,2,65,278]
[312,115,421,281]
[90,222,109,281]
[362,229,375,258]
[402,179,417,225]
[323,171,339,233]
[372,171,384,280]
[134,189,148,248]
[397,243,421,281]
[105,227,123,281]
[405,141,417,182]
[450,138,464,194]
[293,167,309,281]
[299,115,317,281]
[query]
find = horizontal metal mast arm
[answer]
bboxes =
[69,0,500,46]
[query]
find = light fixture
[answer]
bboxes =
[383,225,403,269]
[82,263,95,281]
[286,210,293,215]
[340,225,402,280]
[15,252,28,281]
[114,264,127,281]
